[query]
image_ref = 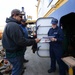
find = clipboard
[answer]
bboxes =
[43,36,55,39]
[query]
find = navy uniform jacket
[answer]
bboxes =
[48,26,64,51]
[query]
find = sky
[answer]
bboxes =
[0,0,37,27]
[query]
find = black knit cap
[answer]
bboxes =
[11,9,22,16]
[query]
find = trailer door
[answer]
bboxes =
[36,17,54,57]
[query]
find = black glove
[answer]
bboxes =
[32,43,37,53]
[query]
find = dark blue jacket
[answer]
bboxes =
[48,26,64,49]
[19,24,28,39]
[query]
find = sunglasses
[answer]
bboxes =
[19,16,22,18]
[18,15,22,18]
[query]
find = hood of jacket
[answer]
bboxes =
[6,17,21,24]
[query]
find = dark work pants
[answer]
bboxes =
[49,45,67,75]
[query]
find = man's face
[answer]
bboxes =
[15,15,22,22]
[52,24,57,29]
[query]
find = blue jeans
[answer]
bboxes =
[7,56,24,75]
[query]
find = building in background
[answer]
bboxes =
[36,0,75,67]
[37,0,59,18]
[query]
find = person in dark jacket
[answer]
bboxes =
[2,9,40,75]
[47,18,67,75]
[19,19,29,63]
